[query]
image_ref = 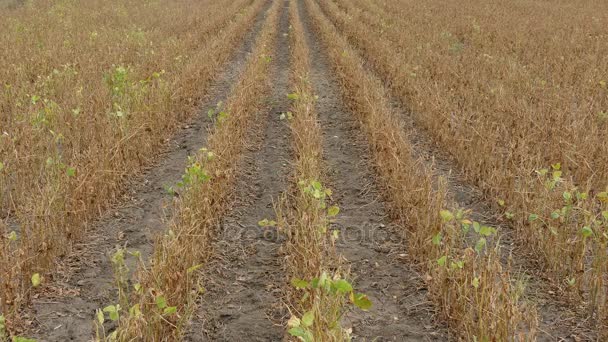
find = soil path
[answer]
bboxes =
[186,1,292,341]
[28,2,272,340]
[297,1,447,340]
[310,0,596,340]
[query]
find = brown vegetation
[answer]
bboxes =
[278,1,352,340]
[101,1,282,339]
[0,0,264,332]
[315,0,608,335]
[304,0,537,339]
[2,0,606,340]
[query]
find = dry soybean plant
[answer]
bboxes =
[0,0,264,332]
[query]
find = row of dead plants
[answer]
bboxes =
[303,0,538,339]
[317,0,608,332]
[92,1,282,340]
[0,0,267,333]
[271,2,371,340]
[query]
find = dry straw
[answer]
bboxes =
[305,0,538,339]
[0,0,264,333]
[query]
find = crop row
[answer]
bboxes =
[303,0,537,339]
[0,0,266,334]
[94,0,282,340]
[276,1,369,340]
[316,0,608,335]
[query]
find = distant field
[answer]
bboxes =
[0,0,21,9]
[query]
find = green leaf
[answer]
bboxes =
[310,277,320,289]
[258,219,277,227]
[96,309,104,325]
[311,181,322,190]
[567,277,576,286]
[602,211,608,221]
[472,277,480,288]
[562,191,572,202]
[103,305,120,321]
[155,296,167,309]
[332,279,353,294]
[288,326,307,338]
[552,170,562,181]
[478,226,496,237]
[550,211,560,219]
[473,221,481,233]
[497,199,505,207]
[129,304,141,318]
[187,264,203,274]
[31,273,41,287]
[301,311,314,328]
[12,337,36,342]
[461,222,470,233]
[66,167,76,177]
[439,210,454,222]
[163,306,177,315]
[318,272,329,288]
[291,278,309,289]
[287,93,300,100]
[474,238,487,253]
[352,293,372,310]
[431,232,442,246]
[581,226,593,238]
[133,283,141,292]
[111,248,125,265]
[528,214,539,222]
[551,162,561,171]
[8,231,17,241]
[436,255,447,266]
[536,168,548,176]
[327,205,340,217]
